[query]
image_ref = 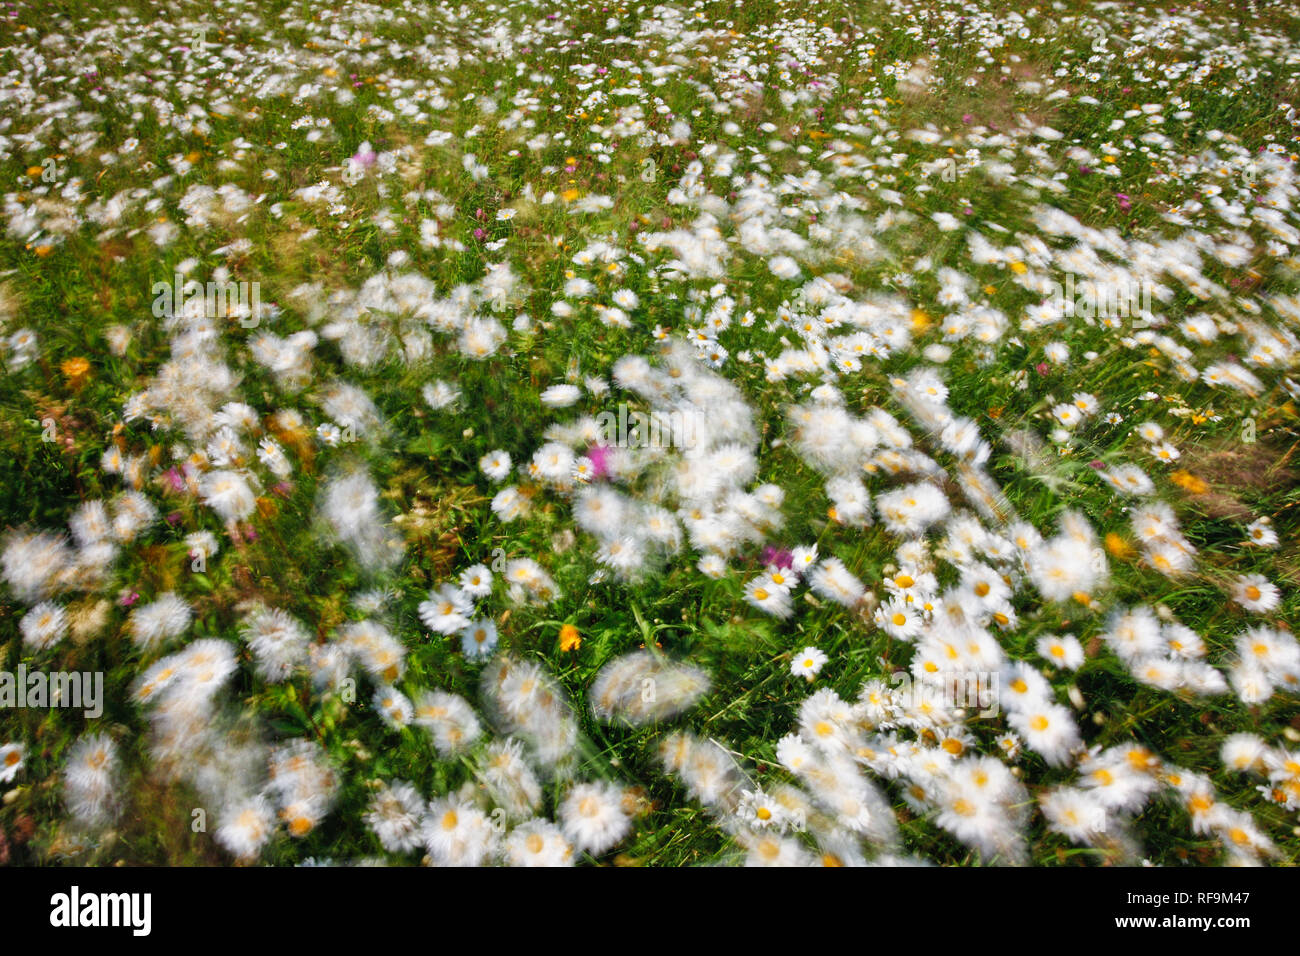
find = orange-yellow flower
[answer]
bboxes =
[559,623,581,651]
[61,356,91,388]
[1104,532,1134,559]
[1169,470,1209,494]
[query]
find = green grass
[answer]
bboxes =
[0,0,1298,867]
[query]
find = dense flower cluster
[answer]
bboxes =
[0,0,1297,866]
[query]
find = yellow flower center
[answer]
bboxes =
[1126,747,1153,770]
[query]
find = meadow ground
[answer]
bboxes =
[0,0,1298,867]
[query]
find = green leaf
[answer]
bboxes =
[406,432,445,457]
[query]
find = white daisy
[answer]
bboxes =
[791,646,828,680]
